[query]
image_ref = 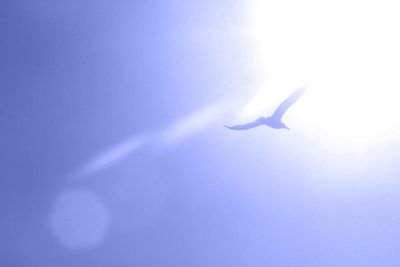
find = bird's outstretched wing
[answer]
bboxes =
[224,120,264,130]
[271,87,306,120]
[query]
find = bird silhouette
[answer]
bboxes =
[225,87,306,130]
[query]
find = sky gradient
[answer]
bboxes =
[2,0,400,266]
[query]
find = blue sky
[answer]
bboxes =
[2,0,400,266]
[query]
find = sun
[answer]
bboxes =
[242,0,400,151]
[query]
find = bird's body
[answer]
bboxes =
[225,87,306,131]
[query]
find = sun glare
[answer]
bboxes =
[245,0,400,150]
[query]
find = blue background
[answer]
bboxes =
[2,0,400,266]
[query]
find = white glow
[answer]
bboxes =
[73,135,147,179]
[161,101,234,146]
[247,0,400,150]
[71,101,235,179]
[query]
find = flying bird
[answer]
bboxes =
[225,87,306,130]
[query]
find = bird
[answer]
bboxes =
[225,87,306,130]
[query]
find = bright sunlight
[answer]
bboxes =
[242,0,400,150]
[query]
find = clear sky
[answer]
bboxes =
[3,0,400,266]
